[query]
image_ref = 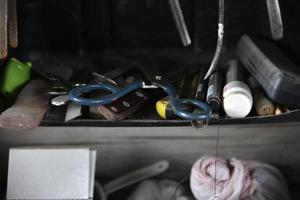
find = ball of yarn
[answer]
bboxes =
[190,156,290,200]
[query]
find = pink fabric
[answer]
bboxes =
[190,156,290,200]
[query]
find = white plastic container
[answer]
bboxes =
[223,81,253,118]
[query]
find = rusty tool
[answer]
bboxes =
[0,79,49,130]
[0,0,18,59]
[0,0,8,59]
[266,0,283,40]
[168,0,191,47]
[8,0,18,47]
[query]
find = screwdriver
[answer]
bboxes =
[168,0,191,47]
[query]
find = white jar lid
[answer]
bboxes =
[223,81,253,118]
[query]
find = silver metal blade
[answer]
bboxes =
[0,0,8,59]
[266,0,283,40]
[204,0,225,80]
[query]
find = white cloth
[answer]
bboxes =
[128,180,193,200]
[190,156,290,200]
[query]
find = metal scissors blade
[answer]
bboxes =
[204,0,225,80]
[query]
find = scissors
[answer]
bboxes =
[69,63,212,121]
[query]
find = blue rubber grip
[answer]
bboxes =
[68,81,144,106]
[69,81,212,121]
[158,83,212,121]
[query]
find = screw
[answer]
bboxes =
[110,106,118,112]
[122,101,131,108]
[155,75,162,80]
[135,91,144,98]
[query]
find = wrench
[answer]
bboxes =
[266,0,283,40]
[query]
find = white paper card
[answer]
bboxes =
[7,148,96,200]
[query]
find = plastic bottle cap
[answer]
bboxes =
[223,81,253,118]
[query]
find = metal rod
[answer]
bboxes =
[0,0,8,59]
[204,0,225,80]
[266,0,283,40]
[168,0,191,47]
[8,0,18,48]
[103,161,170,196]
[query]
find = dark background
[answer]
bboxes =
[13,0,300,64]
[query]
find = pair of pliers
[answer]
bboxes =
[69,63,212,121]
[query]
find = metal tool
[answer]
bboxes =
[207,71,222,113]
[65,102,82,122]
[0,0,18,59]
[94,161,170,200]
[89,72,148,121]
[90,88,148,121]
[191,68,209,128]
[50,67,134,106]
[0,0,8,59]
[195,68,208,102]
[8,0,18,48]
[69,64,212,121]
[168,0,191,46]
[50,82,83,106]
[266,0,283,40]
[156,73,200,120]
[91,66,134,86]
[51,95,69,106]
[204,0,225,80]
[0,79,49,130]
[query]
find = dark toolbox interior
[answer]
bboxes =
[0,0,300,199]
[0,0,300,126]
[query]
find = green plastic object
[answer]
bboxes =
[1,58,32,98]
